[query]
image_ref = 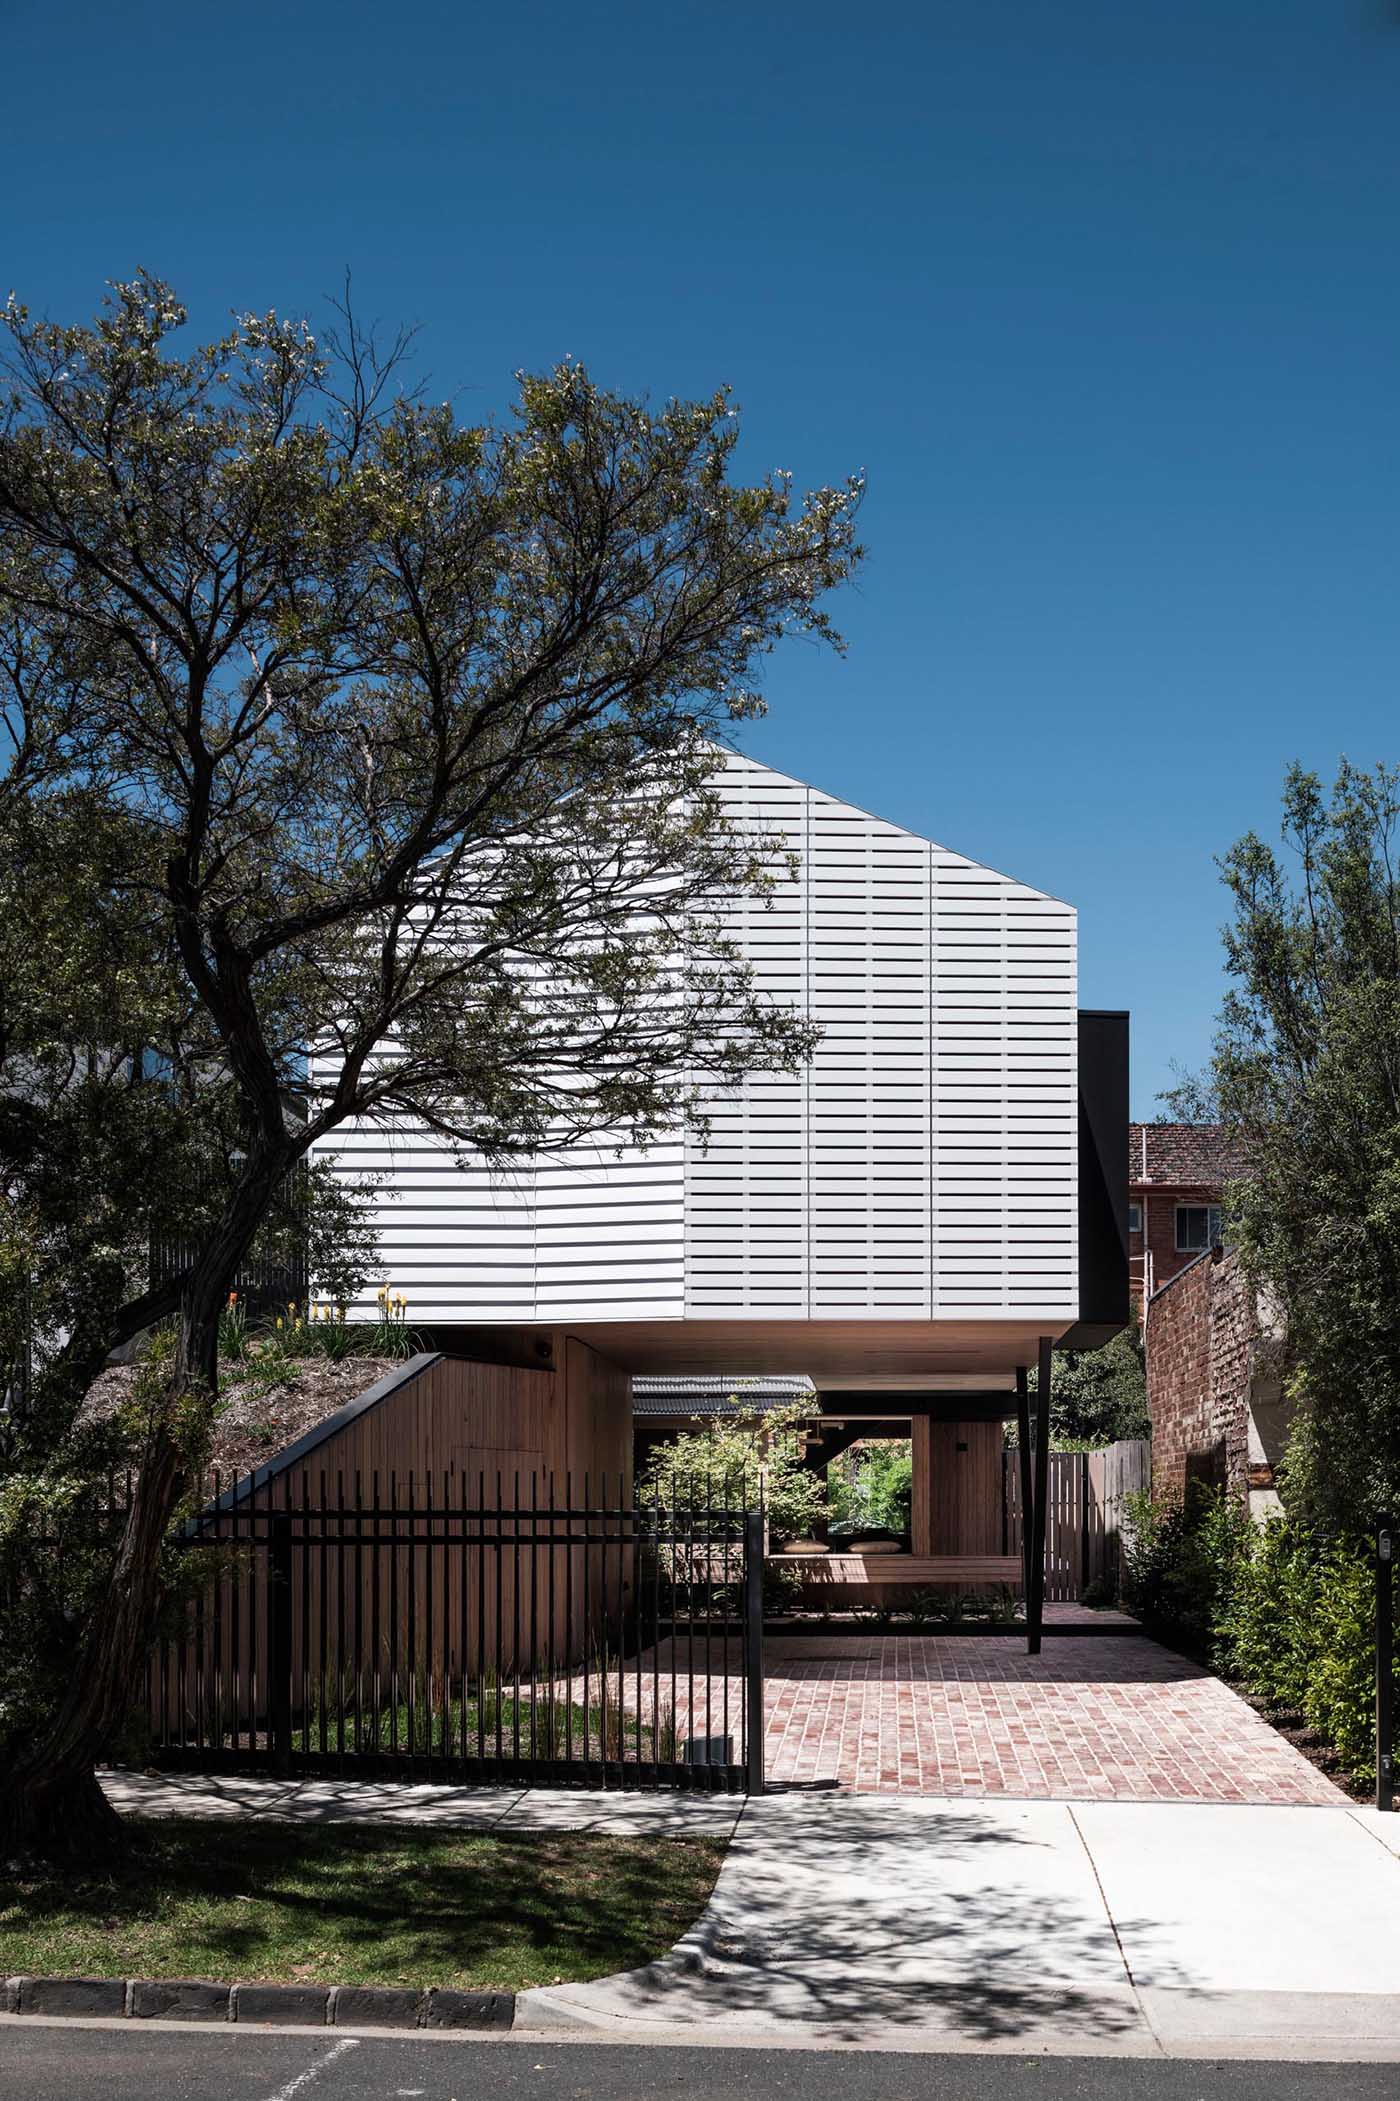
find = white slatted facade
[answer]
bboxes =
[312,753,1079,1329]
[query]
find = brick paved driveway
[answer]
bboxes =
[761,1632,1348,1804]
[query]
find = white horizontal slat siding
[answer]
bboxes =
[534,1138,685,1321]
[807,787,932,1318]
[685,755,1076,1323]
[930,853,1077,1318]
[314,1122,537,1322]
[685,753,809,1317]
[312,750,1079,1327]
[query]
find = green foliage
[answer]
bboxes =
[1121,1483,1253,1651]
[1219,1523,1381,1784]
[826,1440,912,1534]
[1186,761,1400,1529]
[1124,1487,1390,1790]
[300,1163,385,1310]
[0,274,860,1839]
[0,1333,202,1756]
[1032,1323,1149,1447]
[637,1404,826,1543]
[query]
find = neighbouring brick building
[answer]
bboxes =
[1129,1122,1247,1305]
[1144,1243,1289,1517]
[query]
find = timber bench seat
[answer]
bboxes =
[770,1554,1022,1586]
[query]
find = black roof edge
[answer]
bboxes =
[195,1352,445,1520]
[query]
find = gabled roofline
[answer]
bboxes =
[714,743,1075,909]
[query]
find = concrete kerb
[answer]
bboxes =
[3,1977,514,2031]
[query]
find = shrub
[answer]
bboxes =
[1216,1516,1318,1712]
[826,1440,912,1535]
[1301,1538,1377,1783]
[1127,1485,1393,1794]
[637,1402,825,1544]
[1121,1484,1250,1653]
[218,1292,251,1363]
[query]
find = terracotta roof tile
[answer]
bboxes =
[1129,1122,1247,1187]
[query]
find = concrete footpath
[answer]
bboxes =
[524,1791,1400,2056]
[103,1772,1400,2059]
[101,1768,746,1835]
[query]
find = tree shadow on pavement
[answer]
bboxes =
[592,1798,1195,2044]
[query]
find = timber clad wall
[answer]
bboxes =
[153,1343,633,1729]
[910,1418,1004,1555]
[315,753,1079,1326]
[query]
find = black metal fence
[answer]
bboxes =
[148,1471,765,1794]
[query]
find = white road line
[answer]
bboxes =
[261,2036,359,2101]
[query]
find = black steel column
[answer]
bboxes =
[1015,1366,1034,1647]
[743,1509,766,1795]
[1378,1516,1394,1813]
[1027,1337,1053,1656]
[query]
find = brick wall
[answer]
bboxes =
[1146,1245,1259,1504]
[1128,1123,1244,1306]
[1130,1183,1227,1303]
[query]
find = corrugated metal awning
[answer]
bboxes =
[631,1373,816,1419]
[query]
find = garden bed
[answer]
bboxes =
[0,1818,725,1990]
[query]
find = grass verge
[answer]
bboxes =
[0,1818,725,1989]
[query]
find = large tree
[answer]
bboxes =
[1195,761,1400,1531]
[0,275,861,1850]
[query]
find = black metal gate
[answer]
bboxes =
[149,1471,765,1793]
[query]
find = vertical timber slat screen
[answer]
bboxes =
[1005,1440,1148,1602]
[147,1472,762,1793]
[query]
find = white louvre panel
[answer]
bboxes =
[313,1120,537,1323]
[533,1137,685,1321]
[807,790,932,1316]
[313,751,1079,1326]
[930,853,1078,1317]
[685,754,809,1315]
[684,754,1076,1324]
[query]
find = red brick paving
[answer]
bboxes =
[759,1634,1348,1805]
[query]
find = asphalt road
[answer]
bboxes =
[0,2028,1396,2101]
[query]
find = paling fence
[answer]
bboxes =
[1004,1439,1149,1601]
[147,1471,765,1793]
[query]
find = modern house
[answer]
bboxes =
[308,750,1129,1599]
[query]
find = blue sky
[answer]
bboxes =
[6,1,1398,1113]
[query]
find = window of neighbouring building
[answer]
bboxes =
[1128,1202,1142,1234]
[1176,1203,1223,1253]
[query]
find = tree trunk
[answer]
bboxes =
[0,1764,125,1862]
[6,1148,289,1860]
[4,1420,188,1860]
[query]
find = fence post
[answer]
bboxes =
[1378,1516,1394,1814]
[1027,1338,1052,1654]
[270,1512,294,1778]
[743,1509,765,1795]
